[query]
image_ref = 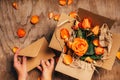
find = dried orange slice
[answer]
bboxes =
[60,28,70,40]
[30,15,39,24]
[17,28,26,38]
[63,54,73,65]
[116,51,120,60]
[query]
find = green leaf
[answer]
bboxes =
[76,28,82,38]
[85,42,94,55]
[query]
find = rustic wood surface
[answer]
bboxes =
[0,0,120,80]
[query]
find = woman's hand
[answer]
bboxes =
[13,50,27,80]
[37,58,54,80]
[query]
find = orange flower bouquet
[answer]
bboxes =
[60,18,112,65]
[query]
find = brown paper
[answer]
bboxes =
[95,33,120,70]
[49,8,120,80]
[55,53,94,80]
[18,37,55,72]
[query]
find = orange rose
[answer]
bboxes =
[72,38,88,56]
[81,18,91,29]
[95,47,104,55]
[60,28,70,40]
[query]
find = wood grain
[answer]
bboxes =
[0,0,120,80]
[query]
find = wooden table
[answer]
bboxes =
[0,0,120,80]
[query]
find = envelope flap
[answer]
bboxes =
[18,37,48,57]
[27,49,55,72]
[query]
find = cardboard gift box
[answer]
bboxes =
[49,8,120,80]
[18,37,55,72]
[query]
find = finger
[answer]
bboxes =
[15,48,21,54]
[22,56,27,66]
[14,51,18,63]
[50,58,54,67]
[40,60,47,69]
[45,60,50,66]
[14,48,21,63]
[37,66,42,71]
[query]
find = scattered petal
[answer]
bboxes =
[54,14,60,21]
[59,0,67,6]
[48,12,54,19]
[63,54,73,65]
[12,2,18,9]
[69,11,77,18]
[68,0,73,5]
[30,15,39,24]
[12,47,19,53]
[60,28,70,40]
[116,51,120,60]
[17,28,26,38]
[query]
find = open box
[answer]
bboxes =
[18,37,55,72]
[49,8,120,80]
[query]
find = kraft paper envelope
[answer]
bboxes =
[18,37,55,72]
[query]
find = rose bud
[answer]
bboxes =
[60,28,70,40]
[93,38,99,46]
[82,18,91,29]
[95,47,104,55]
[67,41,73,48]
[92,25,100,35]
